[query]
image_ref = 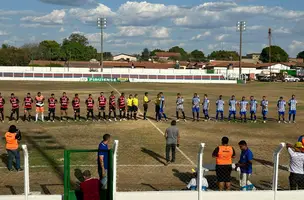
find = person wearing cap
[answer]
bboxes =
[80,170,100,200]
[212,136,236,191]
[186,168,209,191]
[5,125,22,171]
[286,142,304,190]
[165,120,180,165]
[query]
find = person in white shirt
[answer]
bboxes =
[286,142,304,190]
[186,168,208,191]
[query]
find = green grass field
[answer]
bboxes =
[0,81,303,194]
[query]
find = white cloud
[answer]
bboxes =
[69,4,115,23]
[289,40,304,52]
[0,10,37,16]
[191,31,211,40]
[215,34,230,41]
[21,9,66,25]
[274,27,291,34]
[117,26,170,38]
[85,32,113,43]
[208,44,220,50]
[59,27,65,32]
[0,30,9,36]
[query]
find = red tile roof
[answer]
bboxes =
[155,52,181,58]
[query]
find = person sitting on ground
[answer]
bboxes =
[186,168,208,191]
[80,170,100,200]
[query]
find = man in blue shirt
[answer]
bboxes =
[249,96,258,123]
[192,93,200,121]
[228,95,237,122]
[288,94,298,123]
[159,92,168,121]
[236,140,255,191]
[98,134,111,189]
[216,95,224,121]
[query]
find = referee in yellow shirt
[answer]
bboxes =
[143,92,151,120]
[127,94,133,120]
[132,94,139,120]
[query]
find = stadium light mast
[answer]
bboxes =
[237,21,246,80]
[97,17,107,72]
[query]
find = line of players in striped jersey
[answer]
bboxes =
[0,91,145,123]
[184,93,298,123]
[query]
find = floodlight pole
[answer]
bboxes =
[97,17,107,72]
[237,21,246,80]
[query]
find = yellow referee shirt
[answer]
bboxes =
[127,98,133,107]
[133,98,139,106]
[143,96,149,104]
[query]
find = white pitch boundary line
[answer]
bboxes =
[106,82,196,166]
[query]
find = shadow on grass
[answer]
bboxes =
[5,185,17,195]
[141,147,166,165]
[141,183,159,191]
[40,184,63,194]
[253,158,288,171]
[172,169,193,185]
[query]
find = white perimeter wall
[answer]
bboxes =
[0,195,61,200]
[116,190,304,200]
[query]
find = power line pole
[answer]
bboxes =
[97,17,107,72]
[237,21,246,80]
[268,28,272,76]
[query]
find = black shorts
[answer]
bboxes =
[133,106,138,112]
[143,104,148,112]
[49,108,55,113]
[74,108,80,113]
[0,108,3,112]
[99,106,105,111]
[109,106,116,111]
[127,106,133,112]
[87,108,93,112]
[61,107,68,111]
[25,108,32,111]
[12,108,19,113]
[119,107,126,112]
[216,165,232,182]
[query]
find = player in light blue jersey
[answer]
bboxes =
[215,95,224,121]
[159,92,168,121]
[202,94,210,121]
[228,95,237,122]
[277,96,286,123]
[288,94,298,123]
[249,96,258,123]
[192,93,200,121]
[239,96,249,123]
[176,93,186,122]
[260,96,269,123]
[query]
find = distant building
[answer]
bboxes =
[155,52,181,61]
[113,54,137,62]
[289,58,304,63]
[242,53,261,64]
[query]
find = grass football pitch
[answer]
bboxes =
[0,81,303,194]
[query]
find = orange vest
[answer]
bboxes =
[216,146,233,165]
[5,132,18,150]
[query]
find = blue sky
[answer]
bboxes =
[0,0,303,57]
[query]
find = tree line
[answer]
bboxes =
[0,33,303,66]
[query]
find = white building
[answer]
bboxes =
[113,54,137,62]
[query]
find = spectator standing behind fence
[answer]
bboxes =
[212,136,235,191]
[80,170,100,200]
[98,134,111,189]
[286,142,304,190]
[236,140,256,191]
[5,125,22,171]
[165,120,180,166]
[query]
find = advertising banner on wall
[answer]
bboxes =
[87,77,129,82]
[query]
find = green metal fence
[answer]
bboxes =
[63,149,114,200]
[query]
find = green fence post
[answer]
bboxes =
[64,150,71,200]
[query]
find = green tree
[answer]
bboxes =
[66,33,89,46]
[141,48,150,61]
[21,43,40,61]
[169,46,188,60]
[260,45,289,63]
[190,50,205,61]
[208,50,239,61]
[0,47,30,66]
[297,51,304,59]
[39,40,61,60]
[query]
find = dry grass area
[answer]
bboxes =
[0,81,303,194]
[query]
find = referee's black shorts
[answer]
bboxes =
[143,104,148,112]
[216,165,232,182]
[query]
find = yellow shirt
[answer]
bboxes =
[133,98,139,106]
[127,98,133,107]
[143,96,149,104]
